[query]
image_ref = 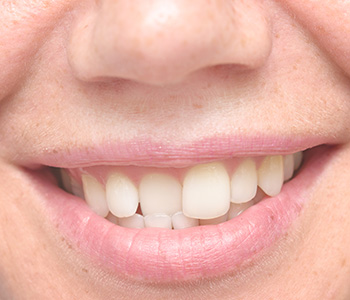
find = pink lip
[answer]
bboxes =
[24,144,334,282]
[24,135,327,168]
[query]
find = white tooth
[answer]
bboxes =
[71,177,85,199]
[183,162,230,219]
[106,173,138,218]
[139,173,182,216]
[293,152,303,171]
[199,213,227,225]
[283,154,294,181]
[172,212,199,230]
[60,169,72,192]
[257,155,284,196]
[144,214,172,229]
[231,159,257,204]
[82,174,109,217]
[118,214,144,229]
[106,213,119,225]
[228,201,253,220]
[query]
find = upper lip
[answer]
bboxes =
[21,134,330,169]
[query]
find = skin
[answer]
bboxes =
[0,0,349,299]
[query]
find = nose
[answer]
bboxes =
[68,0,272,86]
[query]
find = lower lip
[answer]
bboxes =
[27,146,332,282]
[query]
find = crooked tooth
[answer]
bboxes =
[283,154,294,181]
[199,214,227,226]
[183,162,230,219]
[231,159,257,204]
[118,214,144,229]
[293,152,303,171]
[106,173,138,218]
[144,214,172,229]
[82,175,109,217]
[139,173,182,216]
[257,155,284,196]
[172,212,199,230]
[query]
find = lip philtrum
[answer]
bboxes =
[59,152,303,229]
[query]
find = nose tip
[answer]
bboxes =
[68,0,272,86]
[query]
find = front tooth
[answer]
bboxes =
[144,214,172,229]
[82,175,109,217]
[231,159,257,204]
[106,173,138,218]
[172,212,199,230]
[139,173,182,216]
[283,154,294,181]
[118,214,145,229]
[293,152,303,171]
[257,155,284,196]
[183,162,230,219]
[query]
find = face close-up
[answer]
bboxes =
[0,0,350,299]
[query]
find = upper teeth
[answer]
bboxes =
[61,152,303,229]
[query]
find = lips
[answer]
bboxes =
[20,140,335,282]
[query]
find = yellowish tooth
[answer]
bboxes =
[293,152,303,171]
[82,174,109,217]
[231,159,257,204]
[183,162,230,219]
[257,155,284,197]
[139,173,182,216]
[106,173,138,218]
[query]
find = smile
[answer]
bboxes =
[21,138,335,282]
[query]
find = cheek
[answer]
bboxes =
[277,0,350,77]
[0,0,72,100]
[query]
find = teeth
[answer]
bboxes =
[118,214,145,229]
[257,155,284,196]
[231,159,257,204]
[172,212,199,230]
[199,214,228,226]
[81,175,109,217]
[139,173,182,216]
[228,201,254,219]
[66,151,303,229]
[293,151,303,171]
[144,214,172,229]
[182,162,230,219]
[106,173,139,218]
[283,154,294,181]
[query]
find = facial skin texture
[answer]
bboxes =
[0,0,350,299]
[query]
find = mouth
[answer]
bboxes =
[22,141,335,282]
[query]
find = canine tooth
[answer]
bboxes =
[228,201,253,219]
[231,159,257,204]
[139,173,182,216]
[183,162,230,219]
[118,214,145,229]
[71,177,85,199]
[82,175,109,217]
[283,154,294,181]
[293,152,303,171]
[106,173,138,218]
[144,214,172,229]
[172,212,199,229]
[199,214,227,225]
[257,155,283,196]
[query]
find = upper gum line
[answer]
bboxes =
[61,152,303,229]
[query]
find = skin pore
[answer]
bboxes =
[0,0,350,299]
